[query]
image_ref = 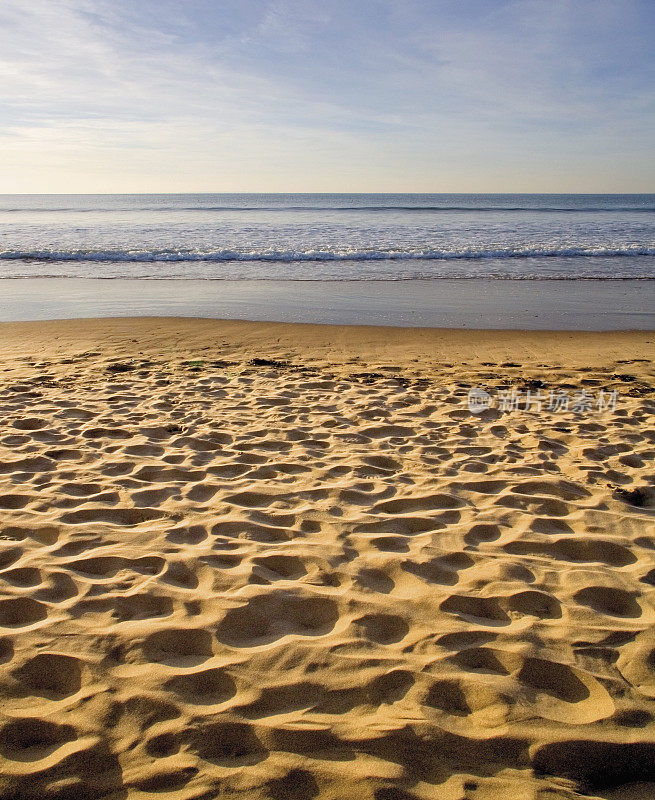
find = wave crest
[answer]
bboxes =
[2,246,655,263]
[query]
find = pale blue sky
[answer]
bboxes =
[1,0,653,192]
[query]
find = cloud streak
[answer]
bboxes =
[0,0,653,191]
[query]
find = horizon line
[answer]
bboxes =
[1,191,654,196]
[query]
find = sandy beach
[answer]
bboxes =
[0,317,653,800]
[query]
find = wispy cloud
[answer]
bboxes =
[0,0,653,191]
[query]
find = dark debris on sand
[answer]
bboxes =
[250,358,292,368]
[106,363,135,373]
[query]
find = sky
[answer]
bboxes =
[0,0,654,193]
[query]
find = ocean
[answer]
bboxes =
[1,193,654,281]
[1,194,653,327]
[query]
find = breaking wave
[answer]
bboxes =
[2,245,655,263]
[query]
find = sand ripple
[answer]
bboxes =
[0,320,653,798]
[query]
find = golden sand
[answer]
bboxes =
[0,318,653,800]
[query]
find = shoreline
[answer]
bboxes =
[1,277,653,329]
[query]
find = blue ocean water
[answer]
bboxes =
[0,193,653,281]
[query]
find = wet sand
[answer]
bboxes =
[0,277,654,329]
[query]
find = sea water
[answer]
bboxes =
[0,193,653,281]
